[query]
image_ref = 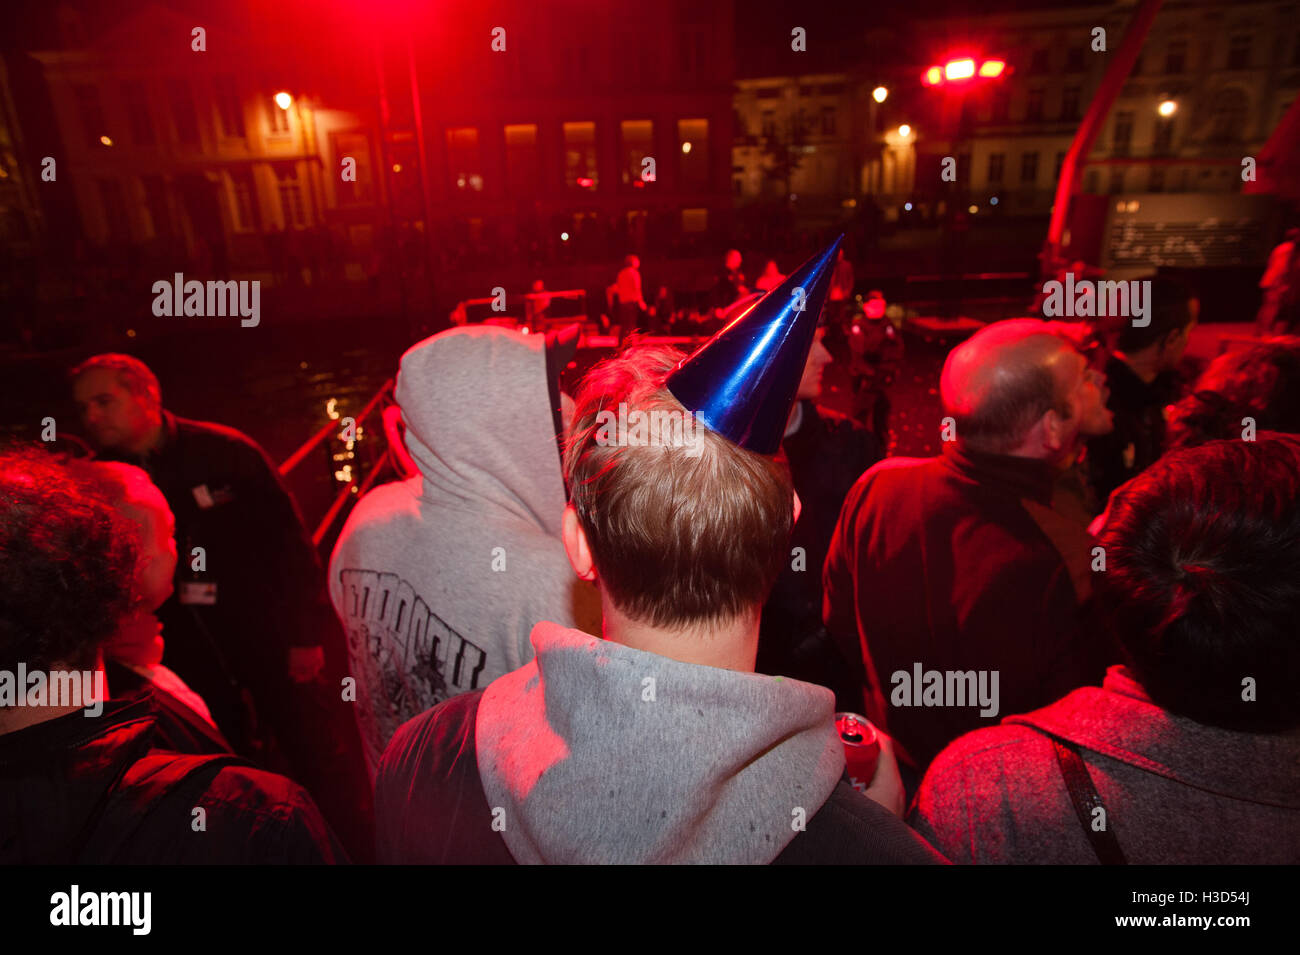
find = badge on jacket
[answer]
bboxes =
[191,484,235,509]
[180,582,218,605]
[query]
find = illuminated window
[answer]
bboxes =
[678,118,709,190]
[681,208,708,232]
[446,127,483,192]
[620,120,654,188]
[505,124,539,195]
[564,122,598,191]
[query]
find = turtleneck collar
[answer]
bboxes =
[941,441,1059,507]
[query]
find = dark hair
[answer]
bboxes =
[565,345,793,629]
[1166,338,1300,450]
[1114,275,1195,353]
[69,353,162,411]
[1096,434,1300,731]
[0,447,138,672]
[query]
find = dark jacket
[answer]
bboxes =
[98,411,334,749]
[910,666,1300,864]
[758,401,881,709]
[824,442,1117,771]
[1086,356,1180,504]
[0,696,346,864]
[375,623,946,865]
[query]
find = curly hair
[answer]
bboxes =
[0,447,138,672]
[1166,338,1300,450]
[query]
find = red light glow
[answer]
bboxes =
[944,58,976,81]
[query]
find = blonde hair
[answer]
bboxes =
[564,344,793,629]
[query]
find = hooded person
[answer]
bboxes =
[328,323,600,780]
[374,237,947,864]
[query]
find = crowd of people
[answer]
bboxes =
[3,234,1298,864]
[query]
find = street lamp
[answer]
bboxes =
[274,91,293,111]
[1157,99,1178,117]
[919,54,1011,320]
[897,124,912,139]
[873,86,889,104]
[922,57,1010,87]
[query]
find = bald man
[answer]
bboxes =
[823,320,1119,776]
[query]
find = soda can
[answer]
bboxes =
[835,711,881,794]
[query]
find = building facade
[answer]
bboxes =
[16,0,737,284]
[926,0,1300,216]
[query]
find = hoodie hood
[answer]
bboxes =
[396,326,567,536]
[475,622,845,864]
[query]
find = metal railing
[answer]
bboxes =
[452,288,588,327]
[277,377,395,547]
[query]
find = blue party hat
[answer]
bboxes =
[667,235,843,454]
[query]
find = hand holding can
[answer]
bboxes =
[835,711,881,793]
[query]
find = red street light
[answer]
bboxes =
[945,58,976,81]
[922,57,1010,86]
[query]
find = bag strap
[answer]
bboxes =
[1051,738,1127,865]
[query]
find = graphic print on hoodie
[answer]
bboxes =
[329,327,601,778]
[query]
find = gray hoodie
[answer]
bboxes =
[329,326,601,778]
[474,622,847,864]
